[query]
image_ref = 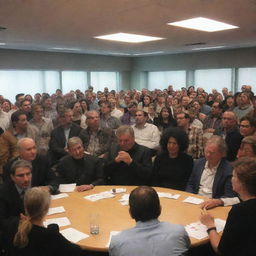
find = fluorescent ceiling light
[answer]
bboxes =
[0,42,6,46]
[192,46,225,50]
[133,51,164,56]
[51,47,81,51]
[95,33,164,43]
[168,17,238,32]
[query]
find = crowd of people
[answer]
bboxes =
[0,83,256,255]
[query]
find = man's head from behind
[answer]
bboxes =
[129,186,161,222]
[10,159,32,189]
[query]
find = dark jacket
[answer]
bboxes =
[105,143,152,185]
[186,157,235,198]
[56,154,105,186]
[49,123,82,164]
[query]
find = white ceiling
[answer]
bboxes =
[0,0,256,56]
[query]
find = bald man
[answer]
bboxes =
[3,138,58,194]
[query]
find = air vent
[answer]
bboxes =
[185,42,206,46]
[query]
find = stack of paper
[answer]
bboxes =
[59,183,76,193]
[182,196,204,205]
[157,192,180,199]
[51,193,69,200]
[118,194,129,205]
[60,228,89,243]
[84,191,115,201]
[185,218,226,240]
[47,206,65,216]
[44,217,71,227]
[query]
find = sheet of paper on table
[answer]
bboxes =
[185,218,226,240]
[51,193,69,200]
[60,227,89,243]
[157,192,181,199]
[182,196,204,205]
[118,194,129,205]
[84,191,115,202]
[106,231,121,247]
[59,183,76,193]
[44,217,71,227]
[47,206,65,216]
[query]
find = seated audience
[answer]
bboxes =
[237,136,256,158]
[120,101,137,125]
[70,101,87,129]
[153,106,177,132]
[3,138,58,194]
[132,110,160,151]
[105,125,152,185]
[99,101,121,130]
[152,127,193,191]
[56,137,104,192]
[80,110,115,158]
[233,91,254,120]
[0,111,39,175]
[19,99,33,121]
[0,160,32,240]
[186,136,236,201]
[203,101,223,134]
[49,108,82,164]
[176,112,204,159]
[9,187,87,255]
[197,94,211,115]
[109,186,190,256]
[29,104,54,155]
[200,157,256,256]
[214,111,243,161]
[239,116,256,137]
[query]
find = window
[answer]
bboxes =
[237,67,256,90]
[0,70,60,103]
[61,71,88,93]
[148,71,186,90]
[90,72,119,91]
[194,69,232,93]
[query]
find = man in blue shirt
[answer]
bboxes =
[109,186,190,256]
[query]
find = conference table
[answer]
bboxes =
[47,185,231,252]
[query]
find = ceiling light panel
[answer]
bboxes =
[168,17,239,32]
[95,33,164,43]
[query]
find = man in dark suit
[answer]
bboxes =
[186,136,236,204]
[56,137,104,192]
[49,108,82,164]
[3,138,58,194]
[0,159,32,249]
[105,125,152,185]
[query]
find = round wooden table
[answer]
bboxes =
[48,185,231,252]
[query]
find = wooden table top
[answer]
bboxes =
[47,185,231,252]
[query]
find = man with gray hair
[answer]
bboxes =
[56,137,104,192]
[80,110,115,158]
[186,136,236,204]
[105,125,152,185]
[3,138,58,194]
